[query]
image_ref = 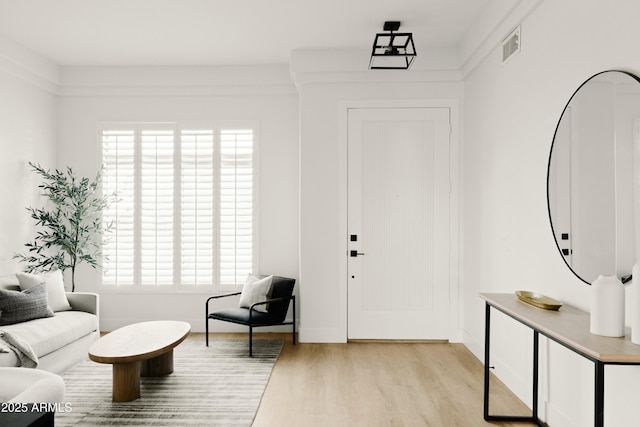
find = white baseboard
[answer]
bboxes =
[545,400,575,427]
[448,327,464,343]
[298,326,346,343]
[462,329,483,361]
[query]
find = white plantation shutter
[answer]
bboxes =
[140,129,174,287]
[220,129,254,285]
[180,129,215,288]
[102,130,135,286]
[101,123,256,291]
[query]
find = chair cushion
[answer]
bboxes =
[0,284,54,326]
[238,275,273,313]
[208,308,281,326]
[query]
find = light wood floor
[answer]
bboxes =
[203,333,532,427]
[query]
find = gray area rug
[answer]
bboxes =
[56,337,282,426]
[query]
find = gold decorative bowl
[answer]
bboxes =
[515,291,563,311]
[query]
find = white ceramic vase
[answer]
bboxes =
[590,274,625,337]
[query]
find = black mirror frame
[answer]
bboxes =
[546,69,640,285]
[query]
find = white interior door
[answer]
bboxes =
[347,107,450,340]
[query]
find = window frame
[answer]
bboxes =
[98,121,260,293]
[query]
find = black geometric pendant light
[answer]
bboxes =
[369,21,417,70]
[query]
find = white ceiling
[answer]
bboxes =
[0,0,495,67]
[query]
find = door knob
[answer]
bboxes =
[350,250,365,257]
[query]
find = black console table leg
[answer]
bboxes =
[595,361,604,427]
[533,330,540,421]
[483,302,545,426]
[484,302,491,420]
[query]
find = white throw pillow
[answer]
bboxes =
[238,275,274,313]
[16,270,72,312]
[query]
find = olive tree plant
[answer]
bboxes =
[14,162,114,291]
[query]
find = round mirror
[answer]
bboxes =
[548,70,640,284]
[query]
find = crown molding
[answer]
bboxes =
[0,37,297,97]
[55,83,297,97]
[0,34,61,94]
[56,64,297,97]
[291,69,463,87]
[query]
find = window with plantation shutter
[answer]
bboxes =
[101,123,256,292]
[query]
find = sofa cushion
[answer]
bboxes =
[17,270,72,312]
[0,311,98,358]
[0,284,54,326]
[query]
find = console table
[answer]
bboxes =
[480,293,640,427]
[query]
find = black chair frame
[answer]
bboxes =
[205,292,296,356]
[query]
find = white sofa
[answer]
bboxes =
[0,367,66,427]
[0,273,99,374]
[0,367,65,403]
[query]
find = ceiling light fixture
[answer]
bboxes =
[369,21,416,70]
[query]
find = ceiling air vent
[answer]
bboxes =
[502,26,521,63]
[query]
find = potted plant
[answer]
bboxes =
[14,162,115,291]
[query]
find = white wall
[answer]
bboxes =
[0,57,57,276]
[462,0,640,425]
[54,65,299,332]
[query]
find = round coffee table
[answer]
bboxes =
[88,320,191,402]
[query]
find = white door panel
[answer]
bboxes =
[347,108,450,339]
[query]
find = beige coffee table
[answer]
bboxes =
[88,320,191,402]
